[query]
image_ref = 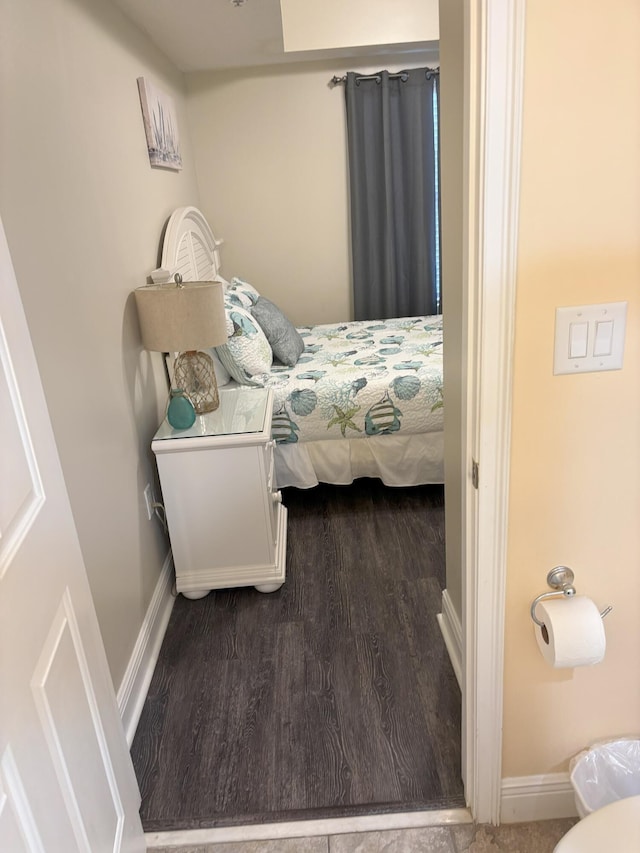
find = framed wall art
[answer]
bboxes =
[137,77,183,170]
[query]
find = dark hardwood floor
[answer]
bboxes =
[131,479,463,831]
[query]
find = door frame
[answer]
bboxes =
[462,0,526,824]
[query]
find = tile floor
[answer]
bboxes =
[149,818,577,852]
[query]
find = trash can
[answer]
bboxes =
[570,737,640,818]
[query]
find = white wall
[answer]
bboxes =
[187,54,435,326]
[0,0,200,688]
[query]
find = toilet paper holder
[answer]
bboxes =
[530,566,613,628]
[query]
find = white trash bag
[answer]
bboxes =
[570,737,640,818]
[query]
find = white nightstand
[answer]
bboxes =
[152,386,287,599]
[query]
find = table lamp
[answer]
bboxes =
[135,277,227,413]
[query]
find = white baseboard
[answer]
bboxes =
[500,773,578,823]
[437,588,462,689]
[117,551,175,746]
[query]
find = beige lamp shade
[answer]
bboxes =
[134,281,227,352]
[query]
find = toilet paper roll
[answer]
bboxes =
[535,595,606,668]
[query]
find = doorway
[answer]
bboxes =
[130,0,525,829]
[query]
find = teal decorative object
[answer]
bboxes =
[167,389,196,430]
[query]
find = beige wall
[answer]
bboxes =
[280,0,439,52]
[0,0,200,688]
[439,0,465,617]
[186,53,434,327]
[503,0,640,776]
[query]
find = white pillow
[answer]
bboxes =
[215,303,273,385]
[225,277,260,310]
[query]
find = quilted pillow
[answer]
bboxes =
[225,277,260,310]
[251,297,304,367]
[215,303,272,385]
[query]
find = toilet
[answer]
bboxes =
[553,794,640,852]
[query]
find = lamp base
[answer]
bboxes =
[174,350,219,414]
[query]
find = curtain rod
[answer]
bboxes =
[330,67,439,86]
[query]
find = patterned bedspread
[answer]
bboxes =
[264,315,443,444]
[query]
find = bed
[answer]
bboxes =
[151,206,444,489]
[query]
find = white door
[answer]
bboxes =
[0,217,145,852]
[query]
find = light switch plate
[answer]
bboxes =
[554,302,627,375]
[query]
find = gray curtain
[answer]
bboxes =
[345,68,440,321]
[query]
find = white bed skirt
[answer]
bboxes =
[274,432,444,489]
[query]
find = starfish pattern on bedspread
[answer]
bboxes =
[327,404,362,437]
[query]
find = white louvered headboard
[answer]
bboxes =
[150,206,223,284]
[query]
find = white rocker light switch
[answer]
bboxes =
[593,320,614,357]
[554,302,627,375]
[569,322,589,359]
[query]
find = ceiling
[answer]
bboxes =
[111,0,435,73]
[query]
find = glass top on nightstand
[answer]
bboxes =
[153,387,270,441]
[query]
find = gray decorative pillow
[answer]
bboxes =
[251,297,304,367]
